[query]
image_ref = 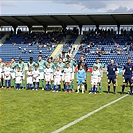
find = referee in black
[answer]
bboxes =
[77,56,88,71]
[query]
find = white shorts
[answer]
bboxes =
[54,78,61,85]
[11,72,15,79]
[0,73,4,79]
[27,77,33,84]
[33,77,39,83]
[4,76,11,80]
[64,76,71,83]
[16,77,22,84]
[98,77,101,83]
[45,75,51,82]
[71,72,74,80]
[91,79,98,85]
[39,72,44,80]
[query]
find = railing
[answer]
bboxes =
[0,34,9,46]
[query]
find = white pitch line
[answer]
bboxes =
[51,94,128,133]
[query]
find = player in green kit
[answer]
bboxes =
[16,57,25,89]
[10,58,17,88]
[56,57,65,72]
[27,57,36,71]
[93,58,104,93]
[66,57,76,92]
[47,57,55,71]
[38,55,47,90]
[16,57,25,71]
[56,57,65,90]
[47,57,55,90]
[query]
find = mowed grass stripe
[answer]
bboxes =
[62,95,132,133]
[0,74,131,133]
[51,95,128,133]
[1,89,129,133]
[0,90,1,128]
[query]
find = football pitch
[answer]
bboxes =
[0,74,132,133]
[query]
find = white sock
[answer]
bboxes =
[82,85,84,92]
[77,85,80,92]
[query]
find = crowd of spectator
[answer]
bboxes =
[78,28,133,57]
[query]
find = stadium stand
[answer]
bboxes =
[74,29,133,68]
[0,32,64,62]
[0,29,132,67]
[62,35,77,52]
[62,28,79,53]
[0,33,4,39]
[0,14,133,67]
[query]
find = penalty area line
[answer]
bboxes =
[51,94,128,133]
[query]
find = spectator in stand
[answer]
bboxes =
[110,48,113,53]
[101,46,105,52]
[85,47,90,53]
[123,44,127,51]
[98,51,102,57]
[44,43,47,48]
[129,44,133,51]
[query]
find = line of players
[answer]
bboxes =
[89,57,133,95]
[0,55,77,92]
[0,55,132,95]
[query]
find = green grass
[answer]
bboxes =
[0,74,132,133]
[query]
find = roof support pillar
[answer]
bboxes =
[43,25,47,33]
[117,25,120,35]
[96,25,99,30]
[28,25,32,34]
[62,25,67,36]
[12,26,17,34]
[79,25,82,35]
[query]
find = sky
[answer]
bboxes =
[0,0,133,15]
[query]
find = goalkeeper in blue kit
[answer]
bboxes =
[76,65,86,93]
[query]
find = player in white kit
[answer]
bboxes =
[89,66,101,94]
[26,67,33,90]
[63,63,72,92]
[15,67,23,90]
[32,65,40,91]
[4,63,11,89]
[53,66,62,92]
[44,63,53,91]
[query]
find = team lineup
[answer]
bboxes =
[0,55,133,95]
